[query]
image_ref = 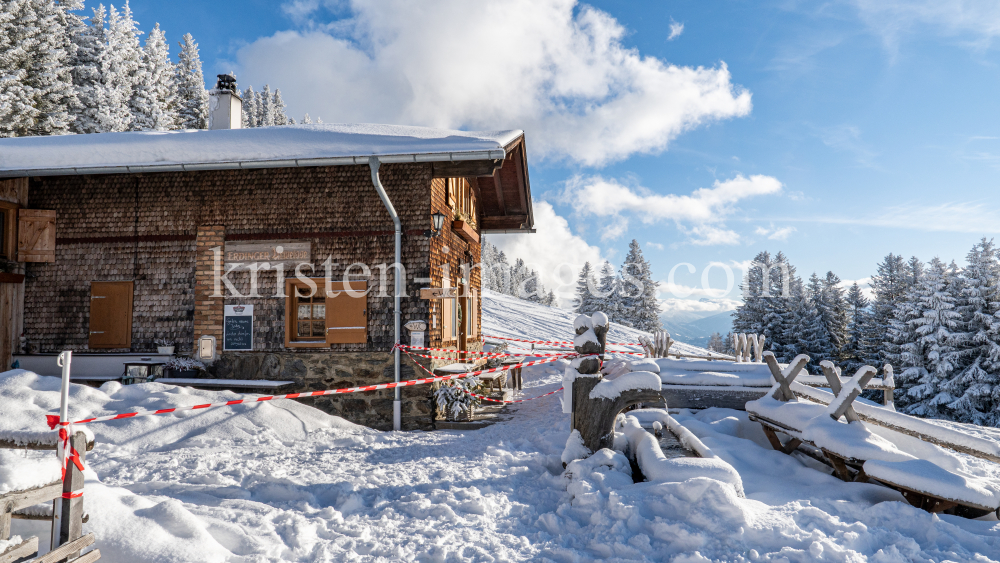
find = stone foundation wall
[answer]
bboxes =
[209,350,435,431]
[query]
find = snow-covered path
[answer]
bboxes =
[5,359,1000,562]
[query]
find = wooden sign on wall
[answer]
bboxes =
[223,241,310,271]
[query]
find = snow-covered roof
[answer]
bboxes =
[0,124,523,178]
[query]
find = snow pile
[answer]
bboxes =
[0,450,60,495]
[657,357,776,387]
[865,459,1000,510]
[589,372,661,400]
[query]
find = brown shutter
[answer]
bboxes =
[325,281,368,344]
[17,209,56,263]
[470,289,478,337]
[89,281,133,349]
[441,281,453,342]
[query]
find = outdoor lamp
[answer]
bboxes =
[430,211,447,236]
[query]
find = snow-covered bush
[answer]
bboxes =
[164,357,205,371]
[434,377,483,419]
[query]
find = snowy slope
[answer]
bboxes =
[2,296,1000,561]
[482,290,711,356]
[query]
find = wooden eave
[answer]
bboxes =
[474,135,534,233]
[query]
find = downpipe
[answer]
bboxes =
[369,157,402,431]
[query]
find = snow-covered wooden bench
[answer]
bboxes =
[748,353,1000,517]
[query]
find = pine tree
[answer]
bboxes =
[707,332,724,353]
[272,88,288,125]
[101,1,142,132]
[242,85,257,127]
[619,239,661,331]
[130,23,175,131]
[944,239,1000,424]
[175,33,208,129]
[70,3,108,133]
[259,84,273,127]
[819,271,850,361]
[733,251,769,337]
[900,258,961,418]
[574,262,598,314]
[843,282,872,373]
[595,261,621,322]
[302,113,312,124]
[871,253,911,367]
[796,273,834,369]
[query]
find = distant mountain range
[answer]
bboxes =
[659,309,734,347]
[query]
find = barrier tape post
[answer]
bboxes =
[53,351,85,550]
[45,348,570,428]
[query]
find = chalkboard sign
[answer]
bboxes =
[223,305,254,351]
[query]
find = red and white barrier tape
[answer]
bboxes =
[396,344,507,357]
[45,352,569,428]
[484,334,644,348]
[56,424,85,498]
[399,348,567,404]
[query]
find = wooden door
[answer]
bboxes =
[89,281,133,349]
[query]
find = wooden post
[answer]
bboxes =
[0,499,11,541]
[57,432,86,554]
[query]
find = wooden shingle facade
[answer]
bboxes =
[0,125,534,430]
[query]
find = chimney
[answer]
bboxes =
[208,73,242,130]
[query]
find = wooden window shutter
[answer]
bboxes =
[89,281,133,349]
[441,279,453,341]
[17,209,56,262]
[326,281,368,344]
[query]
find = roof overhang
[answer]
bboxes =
[476,135,534,233]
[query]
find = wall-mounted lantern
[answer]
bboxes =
[429,211,447,237]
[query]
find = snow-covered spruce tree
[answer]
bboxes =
[707,332,724,353]
[242,85,257,127]
[102,1,142,132]
[259,84,274,127]
[70,4,109,133]
[0,0,78,136]
[819,271,850,362]
[842,282,872,373]
[301,113,312,124]
[871,253,911,367]
[618,239,661,332]
[944,239,1000,424]
[899,258,962,418]
[130,23,175,131]
[543,290,556,307]
[762,252,797,361]
[595,261,621,323]
[573,262,600,314]
[272,88,289,125]
[793,273,834,369]
[732,251,769,337]
[175,33,208,130]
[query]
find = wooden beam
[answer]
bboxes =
[491,169,506,215]
[58,433,86,551]
[34,533,94,563]
[0,438,95,451]
[0,536,37,563]
[430,160,503,178]
[480,215,528,230]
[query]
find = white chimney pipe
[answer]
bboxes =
[209,73,242,130]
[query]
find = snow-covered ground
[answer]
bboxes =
[1,295,999,562]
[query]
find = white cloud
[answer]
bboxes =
[808,201,1000,234]
[487,201,605,308]
[660,297,739,319]
[647,241,665,250]
[754,224,797,241]
[230,0,752,166]
[668,20,684,40]
[559,173,782,245]
[839,276,875,300]
[851,0,1000,50]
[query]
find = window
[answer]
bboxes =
[446,178,477,228]
[89,281,133,349]
[0,202,17,261]
[285,279,368,347]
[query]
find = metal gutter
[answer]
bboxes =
[481,228,537,234]
[368,157,403,432]
[0,149,508,178]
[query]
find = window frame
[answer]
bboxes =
[0,201,18,261]
[284,278,330,348]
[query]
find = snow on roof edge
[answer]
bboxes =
[0,123,524,177]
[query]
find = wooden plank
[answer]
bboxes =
[764,353,808,401]
[0,536,37,563]
[34,533,94,563]
[820,362,860,423]
[0,438,94,451]
[67,549,101,563]
[430,160,503,178]
[480,215,528,231]
[828,367,876,421]
[58,433,86,549]
[0,482,62,513]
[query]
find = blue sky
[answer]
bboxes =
[113,0,1000,315]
